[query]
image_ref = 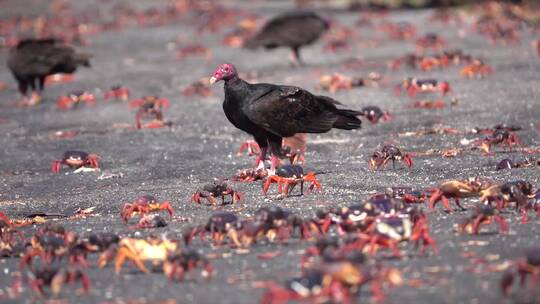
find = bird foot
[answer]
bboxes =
[17,94,42,107]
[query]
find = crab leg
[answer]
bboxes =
[115,247,150,274]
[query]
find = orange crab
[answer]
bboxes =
[429,178,489,212]
[460,60,494,78]
[120,195,173,223]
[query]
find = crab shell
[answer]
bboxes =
[119,238,178,262]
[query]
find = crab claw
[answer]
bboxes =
[305,172,322,193]
[155,98,171,109]
[159,201,174,219]
[191,193,202,204]
[381,111,393,122]
[428,189,452,212]
[141,120,170,129]
[407,86,418,97]
[120,204,133,222]
[56,96,74,110]
[86,154,101,169]
[128,98,145,108]
[440,82,451,96]
[403,154,413,167]
[51,160,62,173]
[232,191,243,203]
[202,263,213,280]
[237,140,261,156]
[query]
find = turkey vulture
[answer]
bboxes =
[7,38,91,105]
[209,63,362,173]
[243,12,329,65]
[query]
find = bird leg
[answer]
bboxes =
[269,155,280,176]
[255,147,268,170]
[289,47,304,67]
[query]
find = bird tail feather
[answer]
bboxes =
[75,53,92,67]
[333,109,362,130]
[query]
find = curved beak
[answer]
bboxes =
[209,76,217,85]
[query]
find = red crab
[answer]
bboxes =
[263,165,321,196]
[369,144,413,170]
[182,78,212,97]
[129,95,171,129]
[460,60,494,78]
[236,133,307,167]
[163,248,213,281]
[475,129,523,154]
[21,266,90,295]
[260,262,402,304]
[459,205,508,234]
[237,140,261,157]
[379,21,416,41]
[103,85,130,102]
[120,195,173,223]
[415,33,445,52]
[191,180,242,205]
[396,78,451,97]
[359,106,392,124]
[183,212,242,247]
[485,181,534,223]
[56,91,96,110]
[51,151,100,173]
[358,215,438,257]
[418,56,448,71]
[501,246,540,295]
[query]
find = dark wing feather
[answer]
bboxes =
[243,85,344,137]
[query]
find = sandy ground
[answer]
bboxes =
[0,1,539,303]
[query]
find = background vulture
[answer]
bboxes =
[7,38,91,105]
[243,12,329,65]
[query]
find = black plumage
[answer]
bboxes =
[210,63,361,172]
[243,12,329,65]
[7,38,91,101]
